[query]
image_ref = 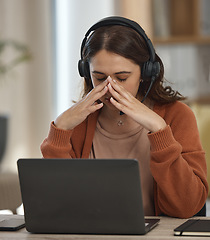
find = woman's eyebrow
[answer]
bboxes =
[115,71,131,74]
[92,71,105,75]
[92,71,131,75]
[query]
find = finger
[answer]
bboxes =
[107,83,129,107]
[89,102,103,113]
[87,79,108,99]
[86,84,108,105]
[109,96,125,112]
[93,78,108,92]
[108,78,133,99]
[91,85,109,102]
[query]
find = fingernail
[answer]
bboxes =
[113,79,116,83]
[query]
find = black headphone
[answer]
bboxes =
[78,16,160,102]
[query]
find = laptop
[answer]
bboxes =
[17,158,159,234]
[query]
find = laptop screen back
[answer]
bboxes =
[17,158,147,234]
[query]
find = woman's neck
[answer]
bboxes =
[98,106,140,134]
[97,98,154,134]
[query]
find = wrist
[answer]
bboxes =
[149,120,167,133]
[54,115,72,130]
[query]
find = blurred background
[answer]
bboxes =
[0,0,209,214]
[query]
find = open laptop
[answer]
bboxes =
[17,158,159,234]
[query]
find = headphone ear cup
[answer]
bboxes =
[141,61,160,80]
[78,60,90,79]
[141,61,151,79]
[152,61,160,78]
[78,59,85,77]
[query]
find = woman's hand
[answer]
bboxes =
[107,78,167,133]
[54,79,108,130]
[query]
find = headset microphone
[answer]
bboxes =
[141,76,156,103]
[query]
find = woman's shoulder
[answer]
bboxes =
[154,100,195,120]
[166,101,193,113]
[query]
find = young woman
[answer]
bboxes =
[41,17,208,218]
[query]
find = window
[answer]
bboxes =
[53,0,114,117]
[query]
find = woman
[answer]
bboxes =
[41,17,208,218]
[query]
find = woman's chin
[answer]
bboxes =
[101,99,119,112]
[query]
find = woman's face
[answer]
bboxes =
[89,49,141,109]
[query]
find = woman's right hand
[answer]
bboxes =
[54,79,108,130]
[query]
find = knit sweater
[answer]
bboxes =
[41,101,208,218]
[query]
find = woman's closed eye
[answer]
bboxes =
[115,75,127,81]
[96,76,127,82]
[96,76,107,81]
[92,71,131,82]
[92,72,107,81]
[115,72,130,81]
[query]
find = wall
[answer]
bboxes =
[54,0,114,116]
[0,0,115,172]
[0,0,53,172]
[156,44,210,99]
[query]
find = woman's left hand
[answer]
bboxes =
[107,78,167,133]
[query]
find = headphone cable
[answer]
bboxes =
[141,76,155,103]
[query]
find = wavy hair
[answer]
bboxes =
[81,25,185,103]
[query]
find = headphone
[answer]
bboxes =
[78,16,160,102]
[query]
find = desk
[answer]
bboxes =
[0,215,209,239]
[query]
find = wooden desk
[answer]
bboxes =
[0,215,209,239]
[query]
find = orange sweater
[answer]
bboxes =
[41,101,208,218]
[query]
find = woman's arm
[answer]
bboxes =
[150,103,208,218]
[106,78,208,218]
[40,80,109,158]
[40,122,76,158]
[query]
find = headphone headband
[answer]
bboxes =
[78,16,160,102]
[80,16,155,62]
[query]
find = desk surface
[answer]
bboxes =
[0,215,209,239]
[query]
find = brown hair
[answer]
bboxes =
[82,25,185,104]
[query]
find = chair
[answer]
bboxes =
[0,172,22,214]
[194,203,206,216]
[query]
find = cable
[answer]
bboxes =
[141,76,155,103]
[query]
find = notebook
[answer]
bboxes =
[174,219,210,236]
[17,158,159,234]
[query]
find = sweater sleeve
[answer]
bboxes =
[40,122,76,158]
[149,103,208,218]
